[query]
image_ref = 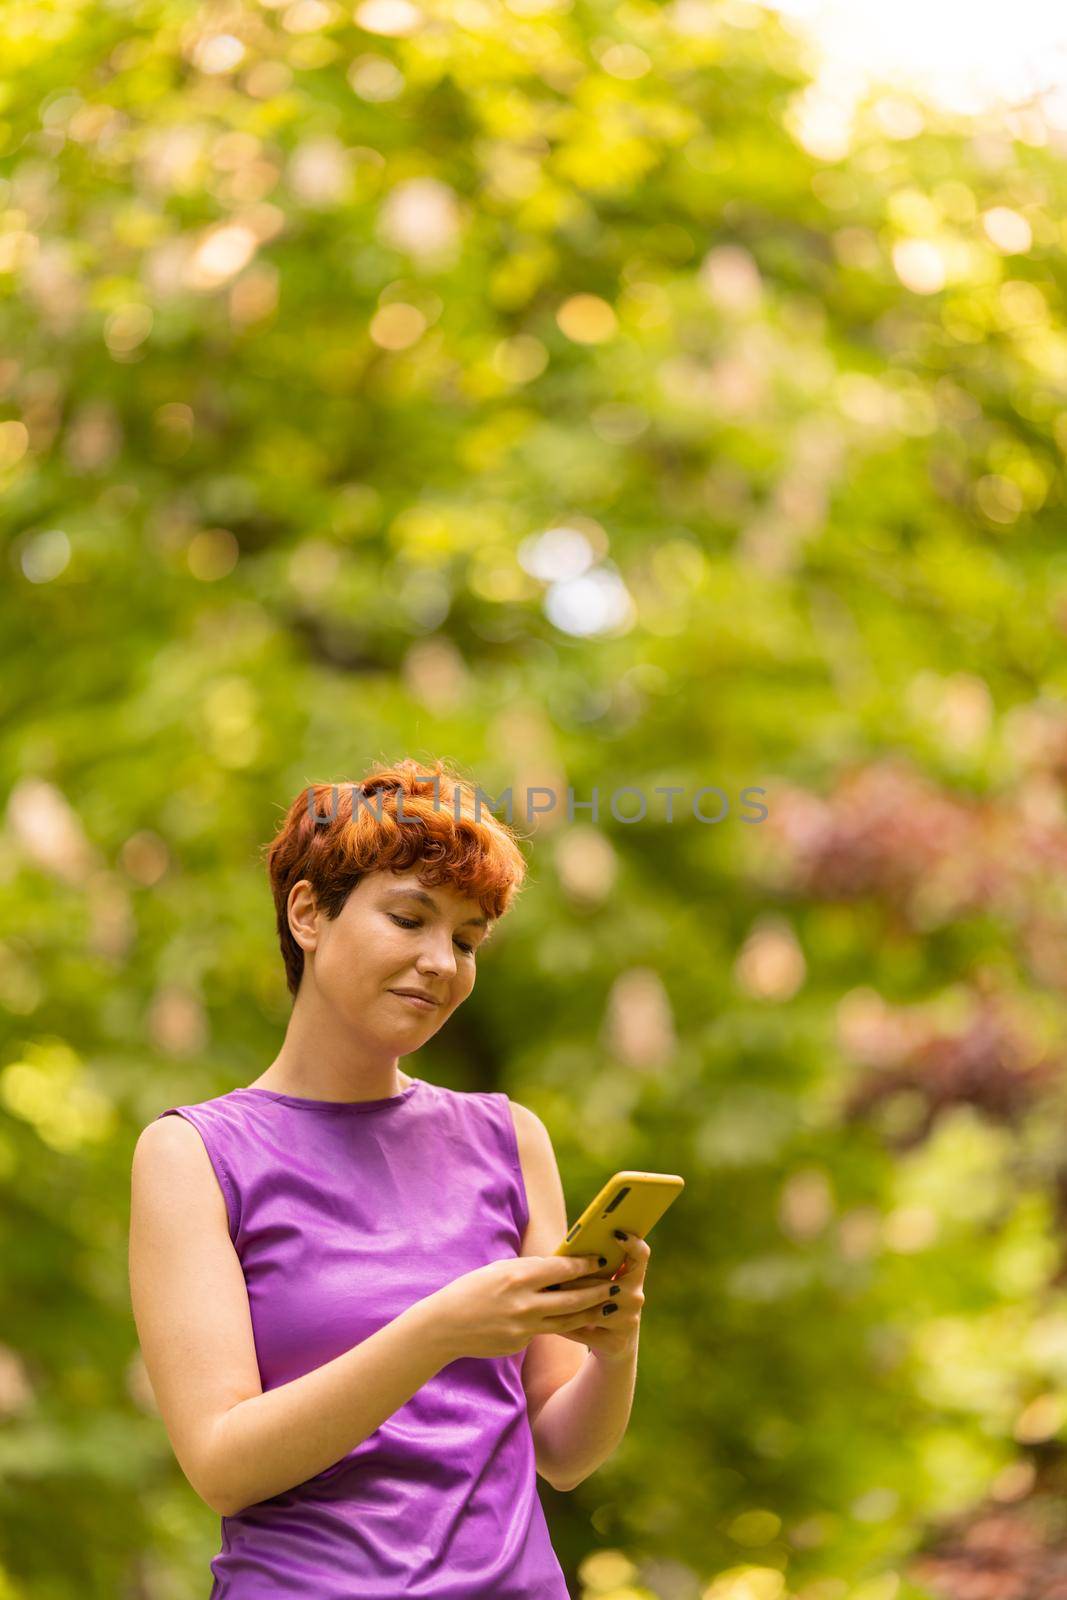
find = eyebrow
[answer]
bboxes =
[385,888,488,929]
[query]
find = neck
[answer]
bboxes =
[249,983,412,1103]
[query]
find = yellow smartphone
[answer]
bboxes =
[552,1170,685,1280]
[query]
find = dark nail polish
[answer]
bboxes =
[597,1256,607,1267]
[602,1302,619,1316]
[609,1284,621,1296]
[613,1230,627,1241]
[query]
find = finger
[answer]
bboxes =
[612,1263,647,1290]
[531,1254,597,1283]
[563,1252,604,1274]
[552,1304,616,1333]
[541,1270,616,1303]
[543,1284,620,1319]
[612,1229,651,1260]
[540,1283,599,1300]
[540,1286,613,1316]
[538,1252,610,1291]
[610,1234,650,1283]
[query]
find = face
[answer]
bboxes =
[287,867,489,1047]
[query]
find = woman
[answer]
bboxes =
[128,758,651,1599]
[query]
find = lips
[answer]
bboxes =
[389,990,440,1011]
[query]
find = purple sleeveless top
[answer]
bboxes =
[154,1077,570,1600]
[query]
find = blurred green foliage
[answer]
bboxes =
[3,0,1067,1595]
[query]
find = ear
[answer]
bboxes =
[287,880,320,953]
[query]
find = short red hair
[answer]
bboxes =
[261,757,529,997]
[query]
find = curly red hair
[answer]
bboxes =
[261,757,529,997]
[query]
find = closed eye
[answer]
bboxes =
[388,913,476,955]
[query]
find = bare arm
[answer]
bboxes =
[526,1337,640,1492]
[509,1101,587,1472]
[511,1100,643,1491]
[129,1116,457,1517]
[208,1299,452,1515]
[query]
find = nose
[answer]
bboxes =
[414,924,458,979]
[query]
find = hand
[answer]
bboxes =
[430,1252,620,1361]
[552,1230,649,1365]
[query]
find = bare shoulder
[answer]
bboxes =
[507,1097,550,1156]
[131,1113,228,1229]
[507,1100,561,1198]
[134,1110,205,1167]
[134,1112,199,1157]
[132,1112,203,1180]
[505,1098,566,1256]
